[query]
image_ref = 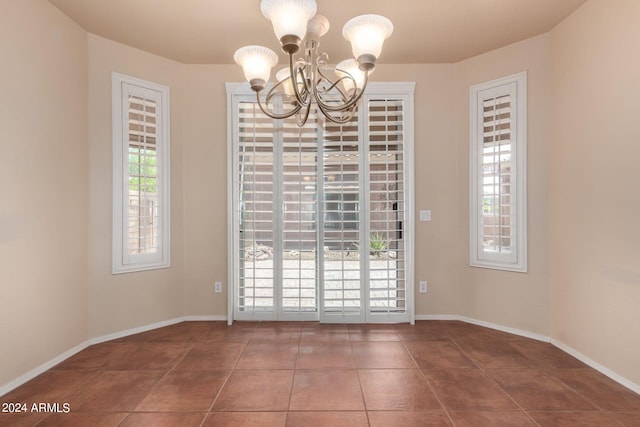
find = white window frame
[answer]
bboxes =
[470,72,527,272]
[112,72,171,274]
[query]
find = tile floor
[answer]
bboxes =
[1,320,639,426]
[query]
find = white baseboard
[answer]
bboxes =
[0,315,228,397]
[415,314,549,342]
[88,317,186,346]
[415,314,639,394]
[552,339,640,395]
[415,314,460,321]
[184,315,228,322]
[0,340,90,398]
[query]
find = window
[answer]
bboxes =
[112,73,170,274]
[227,82,415,323]
[470,72,527,272]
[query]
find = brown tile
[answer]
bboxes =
[606,411,640,426]
[250,328,301,342]
[300,329,350,343]
[112,328,166,343]
[53,342,129,370]
[2,370,98,405]
[395,330,450,341]
[368,411,453,427]
[490,369,597,411]
[510,341,587,369]
[453,338,536,369]
[206,328,254,342]
[0,412,49,427]
[151,321,216,342]
[424,369,517,411]
[204,412,287,426]
[257,321,303,330]
[552,369,640,411]
[116,322,213,343]
[35,412,129,427]
[528,411,623,426]
[395,321,453,341]
[405,340,476,369]
[359,369,442,410]
[286,411,368,427]
[296,343,355,369]
[103,342,190,370]
[289,370,364,411]
[449,411,537,426]
[349,330,400,342]
[445,321,521,341]
[235,342,298,369]
[213,370,293,411]
[120,412,206,427]
[352,342,416,369]
[174,342,246,370]
[136,370,230,411]
[226,321,260,330]
[71,370,164,411]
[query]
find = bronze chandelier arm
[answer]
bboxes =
[314,68,369,113]
[289,53,312,107]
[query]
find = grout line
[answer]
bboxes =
[403,340,456,426]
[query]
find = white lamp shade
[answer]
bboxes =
[342,14,393,59]
[261,0,317,40]
[234,45,278,83]
[276,67,295,95]
[335,59,371,92]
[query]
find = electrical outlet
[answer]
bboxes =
[419,210,431,221]
[214,282,222,293]
[419,281,427,293]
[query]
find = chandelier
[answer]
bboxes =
[234,0,393,126]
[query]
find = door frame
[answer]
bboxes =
[226,82,415,325]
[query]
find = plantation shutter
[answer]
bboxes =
[281,109,320,315]
[367,98,407,315]
[470,72,526,273]
[126,94,159,257]
[476,83,517,264]
[320,110,362,320]
[114,78,170,273]
[228,82,415,323]
[237,101,275,314]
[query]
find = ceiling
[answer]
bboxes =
[49,0,587,64]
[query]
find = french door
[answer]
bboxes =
[227,82,415,323]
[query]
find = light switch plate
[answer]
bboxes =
[419,210,431,221]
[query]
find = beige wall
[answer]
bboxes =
[454,35,552,336]
[181,65,238,317]
[0,1,88,388]
[549,0,640,386]
[87,34,185,338]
